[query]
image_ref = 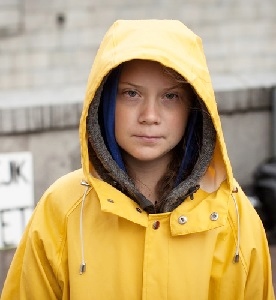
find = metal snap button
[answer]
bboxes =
[178,216,188,225]
[210,212,219,221]
[136,207,142,213]
[152,221,160,230]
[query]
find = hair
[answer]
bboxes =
[155,66,202,204]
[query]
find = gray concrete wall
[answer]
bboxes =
[0,128,81,201]
[0,0,275,91]
[0,248,15,293]
[218,87,273,186]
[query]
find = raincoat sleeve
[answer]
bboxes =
[245,229,275,299]
[1,170,84,300]
[1,197,66,299]
[235,182,275,299]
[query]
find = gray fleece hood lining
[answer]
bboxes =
[86,73,216,213]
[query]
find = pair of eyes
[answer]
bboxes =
[121,90,182,100]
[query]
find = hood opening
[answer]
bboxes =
[86,62,216,213]
[98,64,204,189]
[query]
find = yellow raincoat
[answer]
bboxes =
[1,20,275,299]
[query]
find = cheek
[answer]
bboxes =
[114,103,131,142]
[172,108,190,136]
[114,108,123,141]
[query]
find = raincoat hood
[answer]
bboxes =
[80,19,232,212]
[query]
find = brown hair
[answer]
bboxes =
[156,66,199,205]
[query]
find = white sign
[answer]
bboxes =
[0,152,34,248]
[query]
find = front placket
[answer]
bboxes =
[142,213,171,300]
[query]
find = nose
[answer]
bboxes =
[138,99,161,125]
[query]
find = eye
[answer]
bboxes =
[165,93,179,100]
[124,90,138,97]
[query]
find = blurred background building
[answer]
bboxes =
[0,0,276,291]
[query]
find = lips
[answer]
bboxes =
[133,135,163,143]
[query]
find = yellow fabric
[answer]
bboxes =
[1,19,275,299]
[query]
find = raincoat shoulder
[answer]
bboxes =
[1,169,89,299]
[228,180,275,299]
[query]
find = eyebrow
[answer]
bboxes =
[163,84,184,91]
[118,82,143,89]
[118,82,184,91]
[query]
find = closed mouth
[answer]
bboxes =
[134,135,163,141]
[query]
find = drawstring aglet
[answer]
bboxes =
[79,263,86,275]
[81,180,90,187]
[233,253,239,263]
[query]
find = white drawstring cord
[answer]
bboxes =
[231,187,240,263]
[79,180,90,274]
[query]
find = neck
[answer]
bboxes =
[132,171,159,204]
[124,156,171,204]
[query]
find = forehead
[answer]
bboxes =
[119,60,182,85]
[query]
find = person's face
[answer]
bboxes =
[115,60,191,167]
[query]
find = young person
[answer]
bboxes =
[1,19,275,299]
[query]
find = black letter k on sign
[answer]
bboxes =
[0,160,28,185]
